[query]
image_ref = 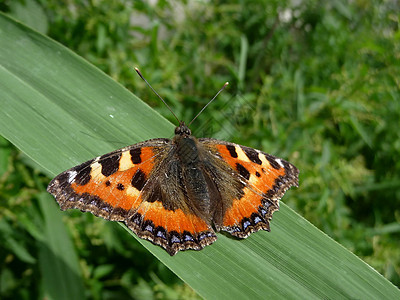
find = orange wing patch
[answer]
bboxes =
[137,201,209,233]
[126,200,216,256]
[70,167,143,211]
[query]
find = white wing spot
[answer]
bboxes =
[235,146,250,162]
[119,151,134,171]
[276,158,284,168]
[126,186,140,198]
[68,170,77,183]
[90,161,106,182]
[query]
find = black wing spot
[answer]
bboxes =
[236,163,250,180]
[226,145,238,158]
[116,183,125,190]
[100,154,121,176]
[264,154,281,170]
[131,169,146,191]
[243,147,262,165]
[130,148,142,164]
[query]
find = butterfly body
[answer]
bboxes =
[48,122,298,255]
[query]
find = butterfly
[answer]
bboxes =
[47,69,299,256]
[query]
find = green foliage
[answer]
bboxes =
[1,0,399,298]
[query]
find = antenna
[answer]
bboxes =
[135,67,229,127]
[134,67,180,124]
[188,82,229,126]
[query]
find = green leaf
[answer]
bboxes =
[1,13,399,299]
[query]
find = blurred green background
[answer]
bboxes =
[1,0,399,298]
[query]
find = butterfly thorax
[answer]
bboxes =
[173,121,199,166]
[173,122,199,164]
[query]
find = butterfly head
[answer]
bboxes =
[175,121,192,136]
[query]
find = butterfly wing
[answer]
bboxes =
[198,138,299,238]
[47,138,216,256]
